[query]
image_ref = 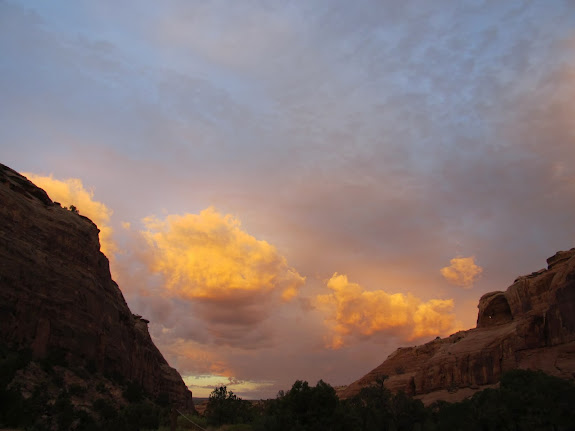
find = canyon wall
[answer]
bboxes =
[0,163,193,410]
[339,249,575,404]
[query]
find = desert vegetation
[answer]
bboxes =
[2,340,575,431]
[0,345,174,431]
[191,369,575,431]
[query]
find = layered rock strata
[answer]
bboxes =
[0,163,193,410]
[339,249,575,404]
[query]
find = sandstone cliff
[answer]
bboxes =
[339,249,575,404]
[0,163,193,410]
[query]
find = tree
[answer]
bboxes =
[258,380,346,431]
[346,375,392,430]
[430,369,575,430]
[205,385,254,426]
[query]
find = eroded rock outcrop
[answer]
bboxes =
[339,249,575,404]
[0,163,193,410]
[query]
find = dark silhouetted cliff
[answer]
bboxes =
[0,163,193,410]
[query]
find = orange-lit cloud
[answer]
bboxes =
[440,256,482,288]
[159,337,234,377]
[316,273,458,349]
[24,173,116,257]
[140,207,305,303]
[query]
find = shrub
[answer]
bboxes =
[54,393,75,430]
[205,385,255,426]
[96,381,108,394]
[123,381,144,403]
[430,369,575,430]
[41,347,68,370]
[257,380,346,431]
[177,413,209,429]
[69,384,87,396]
[93,398,118,421]
[0,347,32,386]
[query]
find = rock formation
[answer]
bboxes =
[0,163,193,410]
[339,249,575,404]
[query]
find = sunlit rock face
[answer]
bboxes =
[339,248,575,404]
[0,163,193,410]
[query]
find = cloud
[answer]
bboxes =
[140,207,304,303]
[23,173,116,257]
[136,207,305,348]
[440,256,482,288]
[316,273,457,349]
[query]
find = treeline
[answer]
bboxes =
[204,370,575,431]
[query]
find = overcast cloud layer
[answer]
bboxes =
[2,0,575,398]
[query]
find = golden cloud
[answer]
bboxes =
[24,173,116,257]
[316,273,457,349]
[140,207,305,303]
[440,256,482,288]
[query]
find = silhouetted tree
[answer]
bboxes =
[257,379,347,431]
[430,369,575,430]
[205,385,254,426]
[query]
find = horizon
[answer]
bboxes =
[2,0,575,399]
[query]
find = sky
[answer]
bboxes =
[1,0,575,399]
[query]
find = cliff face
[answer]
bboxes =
[0,163,193,410]
[339,249,575,404]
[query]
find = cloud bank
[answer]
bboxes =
[140,207,305,303]
[316,273,458,349]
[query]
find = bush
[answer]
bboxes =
[96,381,108,394]
[122,401,161,430]
[177,415,212,430]
[0,388,28,427]
[156,391,170,407]
[123,381,144,403]
[41,347,68,371]
[93,398,169,431]
[69,384,87,396]
[94,398,118,421]
[54,393,76,430]
[205,385,255,426]
[0,346,32,387]
[430,369,575,430]
[177,413,209,429]
[257,380,347,431]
